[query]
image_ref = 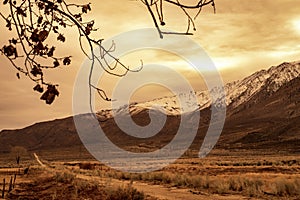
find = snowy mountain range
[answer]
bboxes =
[97,61,300,118]
[1,60,300,154]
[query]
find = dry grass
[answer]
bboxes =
[106,183,145,200]
[2,153,299,199]
[54,171,147,200]
[106,172,300,198]
[88,156,300,199]
[270,177,300,197]
[5,170,150,200]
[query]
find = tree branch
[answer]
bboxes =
[143,0,163,39]
[163,0,214,9]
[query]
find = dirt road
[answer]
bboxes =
[33,153,46,167]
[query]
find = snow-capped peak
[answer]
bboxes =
[226,61,300,108]
[97,61,300,118]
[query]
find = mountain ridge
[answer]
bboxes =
[97,61,300,118]
[1,60,300,155]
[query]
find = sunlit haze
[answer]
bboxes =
[1,0,300,130]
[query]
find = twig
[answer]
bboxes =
[144,0,163,39]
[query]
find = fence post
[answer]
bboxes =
[8,176,13,193]
[2,178,5,198]
[13,174,17,189]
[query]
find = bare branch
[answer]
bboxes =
[1,0,216,112]
[163,0,214,9]
[144,0,163,39]
[1,0,143,110]
[143,0,216,38]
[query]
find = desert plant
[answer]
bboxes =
[10,146,28,164]
[79,162,95,170]
[54,172,75,184]
[272,178,300,196]
[228,177,243,192]
[107,183,145,200]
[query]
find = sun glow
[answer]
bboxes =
[212,57,241,71]
[292,19,300,34]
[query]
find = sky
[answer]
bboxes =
[1,0,300,130]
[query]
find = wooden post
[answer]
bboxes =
[2,178,5,198]
[16,155,20,165]
[13,174,17,189]
[8,176,13,193]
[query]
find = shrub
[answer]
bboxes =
[107,184,145,200]
[79,162,95,170]
[272,178,300,196]
[54,172,75,184]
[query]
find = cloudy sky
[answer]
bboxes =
[1,0,300,130]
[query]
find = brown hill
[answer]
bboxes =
[218,77,300,153]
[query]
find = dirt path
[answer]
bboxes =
[33,153,46,167]
[122,182,253,200]
[33,153,257,200]
[76,173,254,200]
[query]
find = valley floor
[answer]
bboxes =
[0,151,299,200]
